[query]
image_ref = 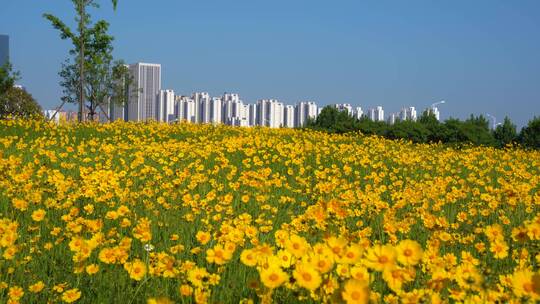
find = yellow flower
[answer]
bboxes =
[310,253,334,274]
[340,244,364,264]
[31,209,46,222]
[29,281,45,293]
[86,264,99,275]
[395,240,423,266]
[179,284,193,296]
[364,245,396,272]
[490,241,509,259]
[62,288,82,303]
[512,269,539,300]
[342,279,369,304]
[240,249,258,267]
[293,263,322,291]
[285,234,309,257]
[124,259,147,281]
[8,286,24,300]
[260,266,288,289]
[147,297,173,304]
[206,245,233,265]
[196,231,211,245]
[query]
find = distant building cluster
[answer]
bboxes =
[0,34,8,67]
[44,62,443,127]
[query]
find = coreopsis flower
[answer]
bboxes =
[512,269,539,300]
[28,281,45,293]
[259,266,288,289]
[341,279,369,304]
[124,259,147,281]
[61,288,81,303]
[293,263,322,291]
[206,244,232,265]
[196,231,211,245]
[395,240,423,266]
[8,286,24,301]
[364,245,396,272]
[240,249,258,267]
[31,209,46,222]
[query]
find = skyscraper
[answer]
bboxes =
[158,89,175,122]
[0,35,8,67]
[400,107,417,121]
[333,103,353,115]
[284,105,295,128]
[354,107,364,120]
[295,101,318,127]
[127,63,161,121]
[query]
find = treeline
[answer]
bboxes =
[306,106,540,149]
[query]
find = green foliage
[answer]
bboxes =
[0,62,20,96]
[519,117,540,149]
[308,106,538,149]
[493,117,518,147]
[44,0,121,121]
[307,106,359,134]
[0,87,43,119]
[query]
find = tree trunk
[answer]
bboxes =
[78,1,86,123]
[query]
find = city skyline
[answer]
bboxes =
[45,60,447,129]
[1,1,540,128]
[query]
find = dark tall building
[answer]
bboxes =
[0,35,9,67]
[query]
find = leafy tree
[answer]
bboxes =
[44,0,119,122]
[0,86,42,119]
[460,115,496,146]
[387,120,429,143]
[519,117,540,149]
[309,106,359,133]
[493,117,517,147]
[56,19,131,121]
[0,62,20,96]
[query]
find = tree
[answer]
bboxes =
[0,62,20,96]
[56,19,131,121]
[44,0,119,122]
[493,117,517,147]
[519,117,540,149]
[0,87,43,119]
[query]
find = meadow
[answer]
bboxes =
[0,119,539,303]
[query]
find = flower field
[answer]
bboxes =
[0,119,539,303]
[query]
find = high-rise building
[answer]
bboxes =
[193,92,211,123]
[375,106,385,122]
[158,89,175,122]
[430,107,441,121]
[0,35,8,67]
[354,107,364,120]
[284,105,295,128]
[248,104,258,127]
[257,99,283,128]
[127,63,161,121]
[387,113,397,125]
[400,107,417,122]
[176,96,196,123]
[334,103,353,115]
[211,97,222,124]
[295,101,318,127]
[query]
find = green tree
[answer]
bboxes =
[309,106,359,133]
[387,120,429,143]
[0,62,20,96]
[44,0,119,122]
[519,117,540,149]
[493,117,517,147]
[0,86,43,119]
[56,19,131,121]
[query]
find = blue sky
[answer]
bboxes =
[1,0,539,127]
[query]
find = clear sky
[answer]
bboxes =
[1,0,539,127]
